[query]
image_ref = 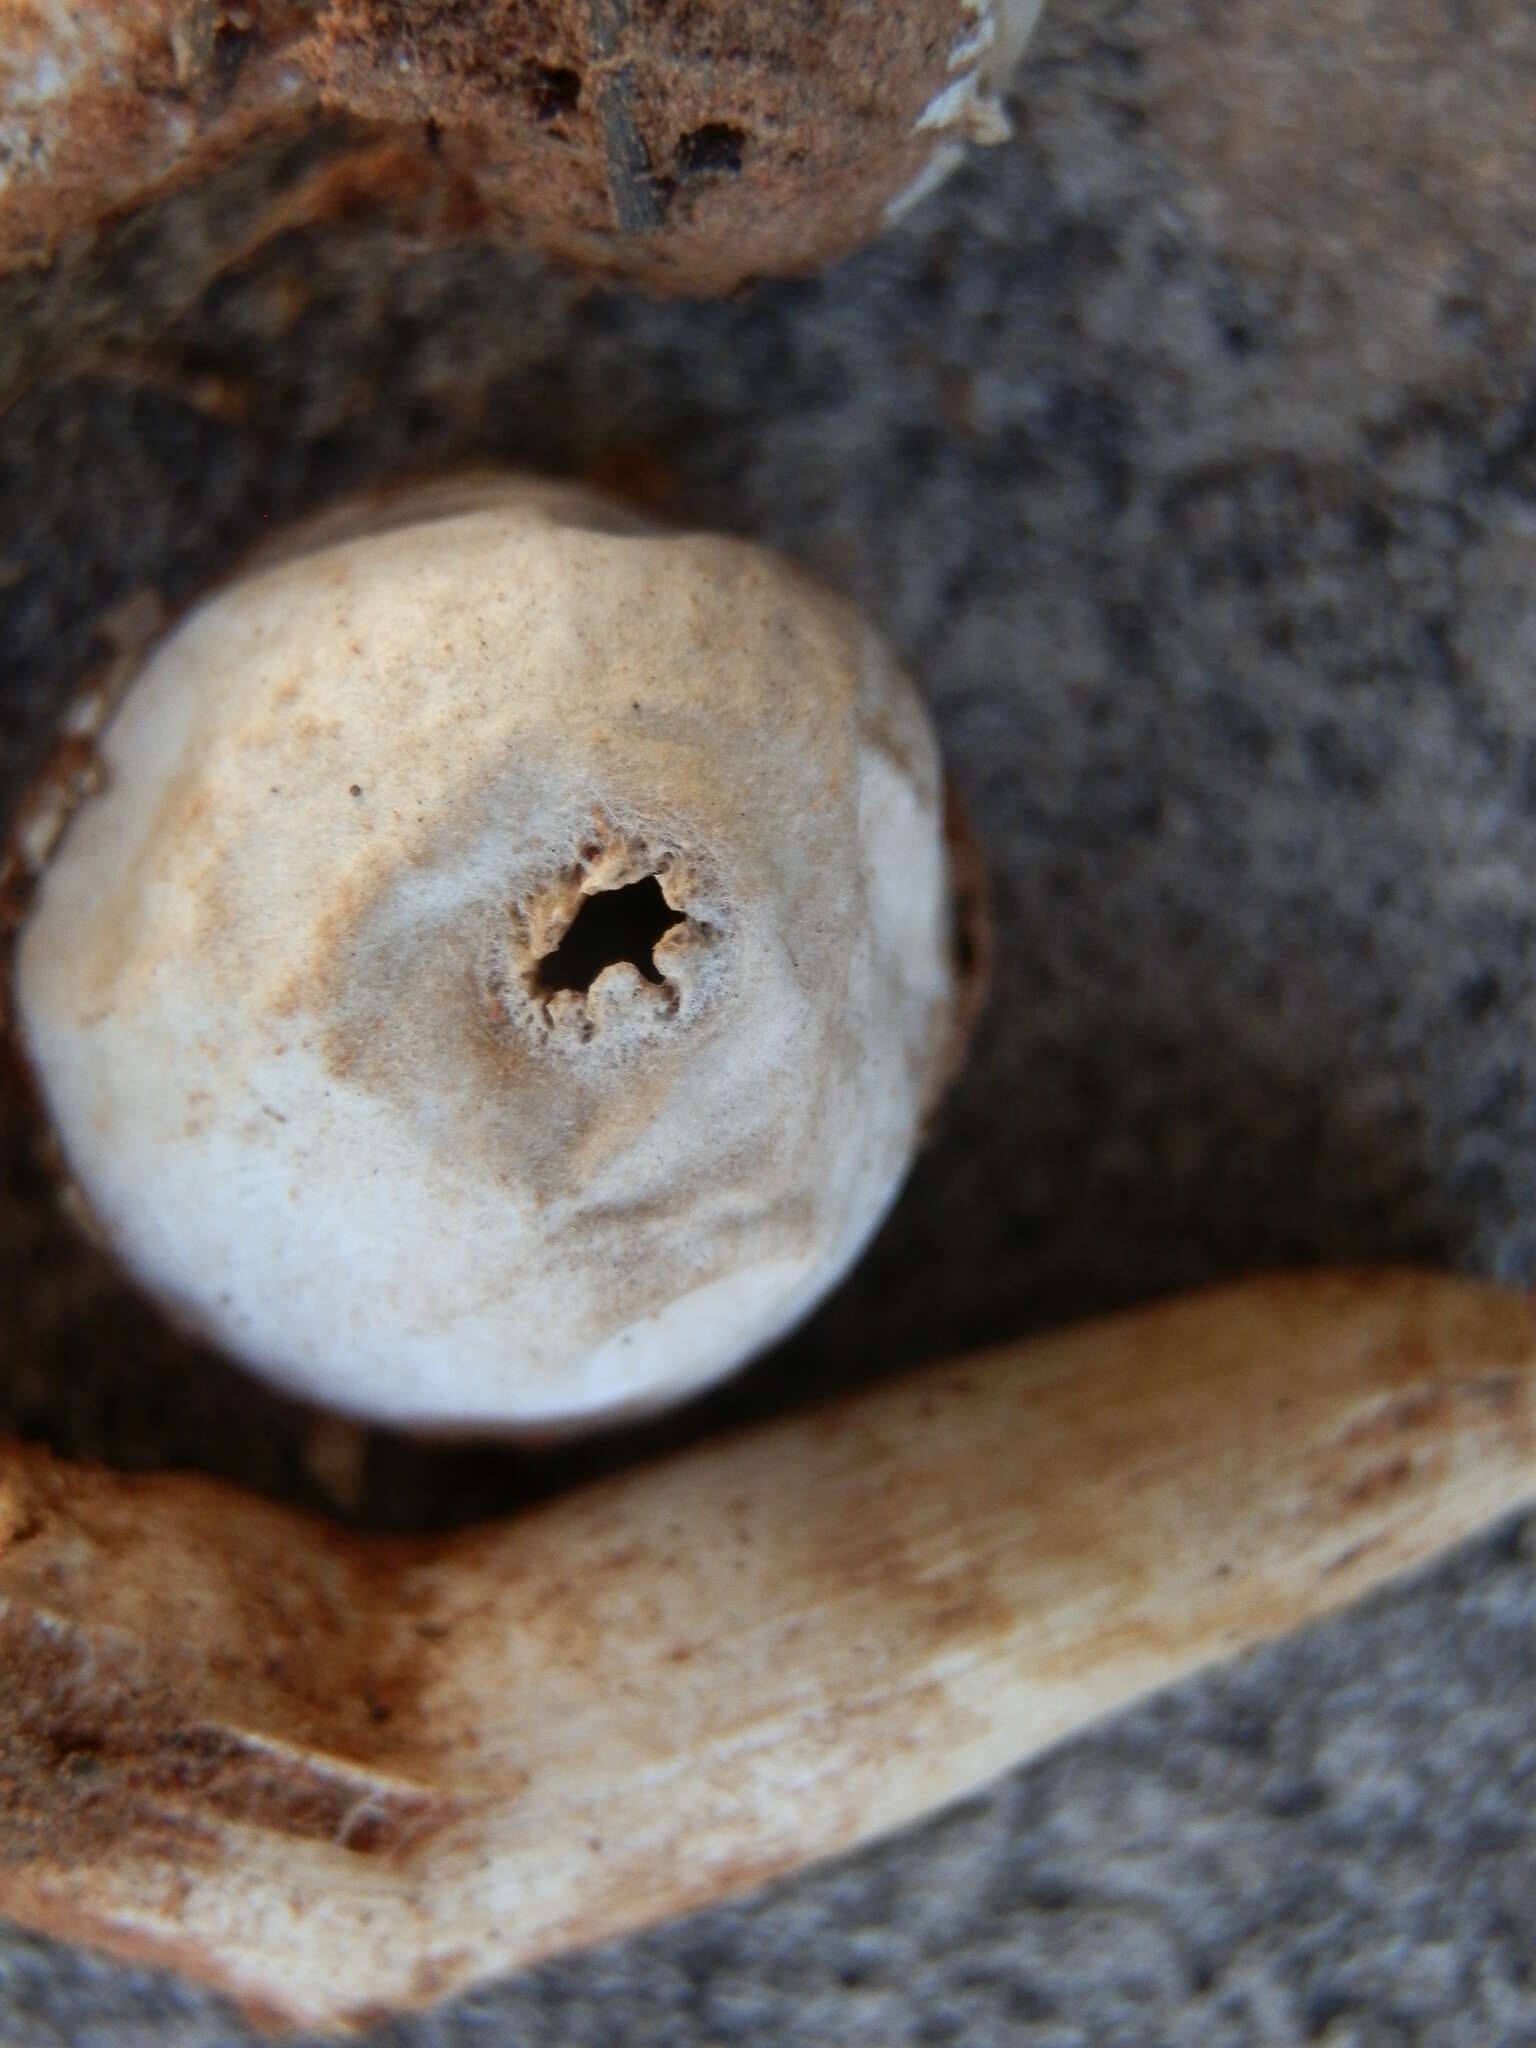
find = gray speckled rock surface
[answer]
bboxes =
[2,0,1535,2040]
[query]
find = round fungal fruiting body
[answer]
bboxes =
[14,478,962,1433]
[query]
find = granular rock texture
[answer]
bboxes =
[2,0,1536,2040]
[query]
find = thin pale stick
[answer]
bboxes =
[1,1268,1533,2031]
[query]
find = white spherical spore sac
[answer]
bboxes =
[16,477,961,1432]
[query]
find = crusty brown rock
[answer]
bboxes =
[0,1269,1531,2030]
[0,0,1037,294]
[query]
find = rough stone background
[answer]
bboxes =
[3,0,1536,2040]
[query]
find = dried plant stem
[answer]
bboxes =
[1,1269,1533,2031]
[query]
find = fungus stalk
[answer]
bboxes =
[0,1270,1530,2028]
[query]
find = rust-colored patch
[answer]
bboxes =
[0,1449,462,1897]
[925,784,992,1126]
[1340,1386,1449,1443]
[139,1721,446,1856]
[1339,1453,1415,1510]
[0,1606,228,1874]
[0,1477,40,1553]
[584,444,679,515]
